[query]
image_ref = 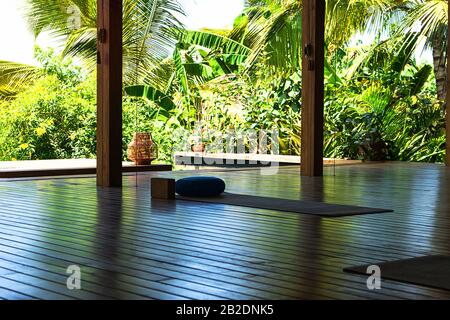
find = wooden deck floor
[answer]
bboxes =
[0,162,450,300]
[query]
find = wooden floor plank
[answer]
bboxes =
[1,162,450,299]
[0,282,36,300]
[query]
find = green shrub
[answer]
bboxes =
[0,47,445,165]
[324,80,445,163]
[0,73,176,163]
[240,69,302,155]
[0,74,97,160]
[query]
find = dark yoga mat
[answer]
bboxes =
[344,255,450,291]
[176,192,393,217]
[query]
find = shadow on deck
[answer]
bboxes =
[0,162,449,299]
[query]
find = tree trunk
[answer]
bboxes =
[432,36,447,102]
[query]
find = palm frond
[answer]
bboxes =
[25,0,184,90]
[326,0,393,46]
[243,0,302,71]
[397,0,448,53]
[0,61,43,98]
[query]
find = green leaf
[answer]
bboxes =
[173,48,190,95]
[0,61,43,98]
[124,85,176,112]
[178,30,251,57]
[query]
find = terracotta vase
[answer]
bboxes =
[191,143,206,153]
[127,133,157,165]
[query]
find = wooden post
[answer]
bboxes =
[97,0,123,187]
[301,0,325,176]
[446,0,450,166]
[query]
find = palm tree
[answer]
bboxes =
[347,0,448,101]
[232,0,395,73]
[17,0,184,90]
[396,0,448,101]
[2,0,252,99]
[244,0,447,102]
[221,0,302,74]
[326,0,396,46]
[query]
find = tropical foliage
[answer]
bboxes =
[0,0,447,164]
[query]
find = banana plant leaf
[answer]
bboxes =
[173,47,190,95]
[124,85,177,113]
[324,59,342,85]
[178,30,251,57]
